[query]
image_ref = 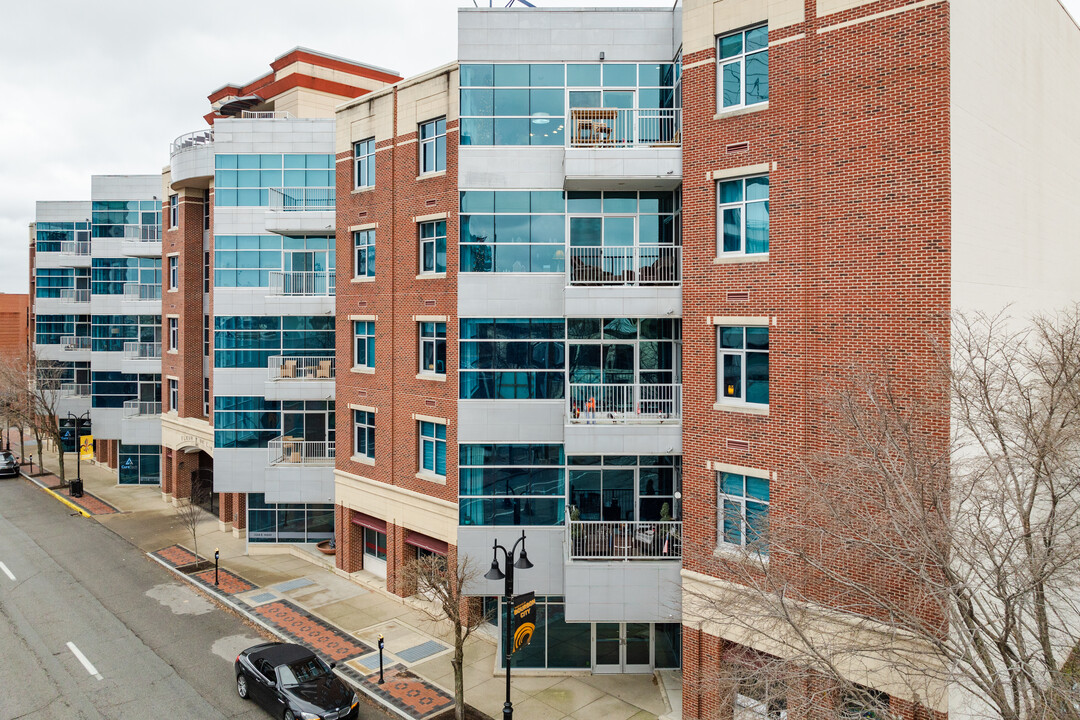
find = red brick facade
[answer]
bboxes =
[680,0,950,716]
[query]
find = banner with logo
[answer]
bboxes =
[511,591,536,654]
[80,435,94,460]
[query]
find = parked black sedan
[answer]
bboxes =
[0,451,19,478]
[236,642,360,720]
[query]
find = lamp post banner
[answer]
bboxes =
[80,435,94,460]
[511,592,536,654]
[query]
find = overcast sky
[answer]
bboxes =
[2,0,1077,294]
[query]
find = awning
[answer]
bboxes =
[405,531,448,555]
[216,95,264,116]
[350,511,387,534]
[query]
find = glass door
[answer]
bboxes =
[593,623,653,674]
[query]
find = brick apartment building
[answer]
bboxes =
[0,293,30,358]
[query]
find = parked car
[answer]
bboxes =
[0,451,19,478]
[235,642,359,720]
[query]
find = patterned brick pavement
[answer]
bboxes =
[339,664,454,720]
[190,567,257,595]
[151,544,202,567]
[253,600,372,662]
[64,491,119,516]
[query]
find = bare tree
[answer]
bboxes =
[402,553,490,720]
[174,481,211,565]
[0,348,68,483]
[685,306,1080,720]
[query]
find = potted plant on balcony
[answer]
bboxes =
[660,502,680,556]
[316,538,336,555]
[569,505,586,556]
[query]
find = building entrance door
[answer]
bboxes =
[593,623,652,673]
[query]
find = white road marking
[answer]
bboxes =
[66,642,103,680]
[0,562,14,581]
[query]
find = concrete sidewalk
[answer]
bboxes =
[25,446,678,720]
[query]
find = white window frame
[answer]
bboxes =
[169,194,179,228]
[168,378,178,413]
[717,175,769,256]
[168,255,178,290]
[354,229,375,278]
[419,420,446,479]
[716,325,769,406]
[353,321,375,369]
[419,117,446,174]
[353,409,375,460]
[354,138,375,189]
[718,471,769,553]
[717,25,769,111]
[203,377,209,417]
[419,220,446,274]
[168,317,178,351]
[418,321,446,375]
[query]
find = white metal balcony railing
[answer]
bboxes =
[123,400,162,417]
[169,128,214,155]
[123,341,162,360]
[267,270,335,296]
[268,187,336,212]
[568,383,681,424]
[268,436,335,466]
[268,355,336,381]
[59,383,90,398]
[240,110,293,119]
[567,107,681,148]
[122,224,162,242]
[567,518,682,560]
[123,283,162,301]
[60,336,91,351]
[568,245,681,286]
[59,240,91,256]
[59,288,90,303]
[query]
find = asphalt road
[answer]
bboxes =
[0,475,281,720]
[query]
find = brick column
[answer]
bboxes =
[172,450,193,500]
[219,491,233,524]
[385,521,408,596]
[233,493,246,529]
[161,449,173,495]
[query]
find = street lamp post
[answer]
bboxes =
[484,530,533,720]
[67,410,89,497]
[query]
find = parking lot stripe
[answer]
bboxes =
[0,561,14,581]
[66,642,103,680]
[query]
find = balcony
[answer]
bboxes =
[566,518,682,561]
[563,107,681,191]
[58,288,90,304]
[60,336,91,351]
[122,224,161,242]
[59,240,91,256]
[123,283,162,301]
[268,355,335,381]
[268,187,334,212]
[568,383,681,424]
[267,271,335,297]
[123,400,162,417]
[268,436,335,467]
[568,246,680,287]
[170,128,215,156]
[123,342,161,359]
[240,110,293,119]
[59,383,90,398]
[169,128,215,185]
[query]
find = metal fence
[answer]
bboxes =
[567,107,681,148]
[268,355,336,380]
[268,437,336,466]
[567,245,680,286]
[568,383,681,423]
[566,519,682,560]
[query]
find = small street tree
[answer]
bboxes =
[0,348,68,484]
[174,481,211,565]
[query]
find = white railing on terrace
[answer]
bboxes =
[122,224,161,242]
[123,400,162,417]
[568,383,681,424]
[59,288,90,303]
[170,128,214,155]
[567,107,681,148]
[59,240,91,256]
[268,270,335,296]
[268,436,335,466]
[59,383,90,398]
[60,336,91,351]
[123,341,162,360]
[240,110,293,119]
[568,245,680,286]
[567,518,682,560]
[268,355,336,381]
[268,187,336,212]
[123,283,162,301]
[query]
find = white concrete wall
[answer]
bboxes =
[457,400,565,444]
[35,201,90,222]
[91,175,161,202]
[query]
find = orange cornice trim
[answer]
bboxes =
[271,49,402,84]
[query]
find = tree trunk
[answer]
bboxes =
[453,625,465,720]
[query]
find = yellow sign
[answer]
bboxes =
[80,435,94,460]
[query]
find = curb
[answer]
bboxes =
[147,552,416,720]
[21,471,91,518]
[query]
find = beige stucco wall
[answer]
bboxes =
[336,92,395,155]
[684,0,804,56]
[951,0,1080,317]
[396,67,459,136]
[161,414,214,455]
[334,469,458,544]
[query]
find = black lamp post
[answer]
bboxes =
[67,410,90,497]
[484,530,533,720]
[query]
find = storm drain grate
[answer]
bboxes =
[273,578,315,592]
[395,640,447,664]
[246,592,278,605]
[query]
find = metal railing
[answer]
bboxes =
[567,107,681,148]
[568,245,681,286]
[59,240,91,256]
[123,283,162,301]
[59,288,90,303]
[60,336,91,351]
[567,518,682,560]
[568,383,681,423]
[123,400,162,417]
[268,355,336,381]
[170,128,214,155]
[240,110,293,119]
[59,383,90,397]
[123,341,162,360]
[267,270,335,296]
[268,187,336,212]
[122,224,161,242]
[268,436,335,466]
